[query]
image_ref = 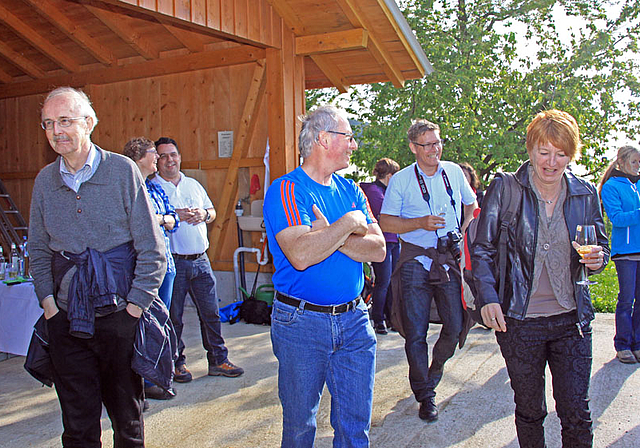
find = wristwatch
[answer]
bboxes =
[204,209,211,223]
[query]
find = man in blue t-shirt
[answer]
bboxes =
[380,119,477,423]
[263,106,386,447]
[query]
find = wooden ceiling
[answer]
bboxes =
[0,0,431,99]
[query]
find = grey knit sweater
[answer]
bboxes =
[28,145,166,310]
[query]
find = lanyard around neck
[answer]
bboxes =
[414,164,460,230]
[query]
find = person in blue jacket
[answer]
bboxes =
[599,145,640,364]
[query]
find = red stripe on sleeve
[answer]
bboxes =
[281,181,293,227]
[288,182,302,226]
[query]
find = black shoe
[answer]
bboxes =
[374,322,388,335]
[385,321,397,332]
[419,397,438,422]
[142,400,149,412]
[145,385,176,400]
[174,364,193,383]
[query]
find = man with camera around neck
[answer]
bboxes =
[379,119,477,422]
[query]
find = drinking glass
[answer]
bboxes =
[574,224,597,286]
[434,203,448,218]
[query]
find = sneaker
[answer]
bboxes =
[374,322,388,335]
[419,397,438,422]
[616,350,637,364]
[633,350,640,362]
[174,364,193,383]
[142,400,149,412]
[208,360,244,377]
[145,385,176,400]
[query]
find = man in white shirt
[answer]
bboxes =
[152,137,243,382]
[379,119,477,422]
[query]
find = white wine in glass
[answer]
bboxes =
[574,224,597,286]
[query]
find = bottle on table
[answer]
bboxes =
[8,243,19,279]
[20,235,29,278]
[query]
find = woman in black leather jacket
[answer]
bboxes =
[471,110,609,448]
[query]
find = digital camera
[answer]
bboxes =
[437,230,462,260]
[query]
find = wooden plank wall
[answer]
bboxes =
[0,62,270,271]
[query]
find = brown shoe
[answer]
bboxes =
[208,360,244,377]
[616,350,637,364]
[174,364,193,383]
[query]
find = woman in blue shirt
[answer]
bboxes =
[124,137,179,401]
[599,145,640,364]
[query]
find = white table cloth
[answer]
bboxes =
[0,281,43,356]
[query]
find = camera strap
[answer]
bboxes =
[414,164,461,230]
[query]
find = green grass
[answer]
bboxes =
[590,262,618,313]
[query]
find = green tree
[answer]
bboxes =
[310,0,640,184]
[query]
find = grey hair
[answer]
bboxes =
[298,105,344,159]
[42,87,99,132]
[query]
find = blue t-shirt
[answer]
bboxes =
[263,166,375,305]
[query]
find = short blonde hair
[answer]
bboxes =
[526,110,581,160]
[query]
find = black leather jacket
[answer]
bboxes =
[471,162,610,326]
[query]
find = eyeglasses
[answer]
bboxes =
[41,117,87,130]
[158,152,179,160]
[327,130,356,143]
[145,149,158,156]
[411,140,442,150]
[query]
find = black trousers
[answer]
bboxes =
[47,309,144,448]
[496,311,593,448]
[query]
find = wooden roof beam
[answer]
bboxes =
[84,4,159,60]
[367,34,404,88]
[0,41,45,79]
[0,45,265,99]
[24,0,117,66]
[160,21,205,53]
[310,55,349,93]
[295,29,368,56]
[264,0,307,35]
[334,0,406,87]
[0,67,12,83]
[0,4,81,73]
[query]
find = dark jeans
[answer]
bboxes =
[496,312,593,448]
[371,241,399,325]
[48,309,144,448]
[170,253,228,367]
[400,259,463,402]
[613,259,640,351]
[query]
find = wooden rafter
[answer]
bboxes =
[0,4,81,73]
[160,21,205,53]
[335,0,405,87]
[211,60,267,261]
[0,67,12,83]
[0,45,266,99]
[0,41,45,78]
[295,29,368,55]
[24,0,117,66]
[264,0,306,35]
[310,55,348,93]
[84,4,159,60]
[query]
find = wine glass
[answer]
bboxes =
[434,203,448,218]
[574,224,597,286]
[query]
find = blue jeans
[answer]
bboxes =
[496,312,593,448]
[158,270,175,309]
[170,254,228,367]
[270,298,376,448]
[400,259,463,402]
[613,259,640,351]
[370,241,399,325]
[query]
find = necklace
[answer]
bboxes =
[539,191,560,204]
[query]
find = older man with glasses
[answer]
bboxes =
[263,105,386,447]
[29,87,165,447]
